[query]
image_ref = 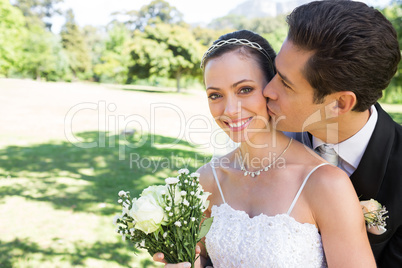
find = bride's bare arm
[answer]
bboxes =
[307,165,376,267]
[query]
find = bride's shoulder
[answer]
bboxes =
[304,164,356,203]
[196,152,235,193]
[196,162,217,194]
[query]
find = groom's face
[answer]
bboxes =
[263,39,338,133]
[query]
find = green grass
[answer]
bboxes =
[0,131,210,268]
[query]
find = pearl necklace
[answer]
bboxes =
[239,138,293,177]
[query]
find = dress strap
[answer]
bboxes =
[286,163,329,215]
[210,162,226,204]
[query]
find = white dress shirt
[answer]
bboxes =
[313,105,378,176]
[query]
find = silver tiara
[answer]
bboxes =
[200,38,273,69]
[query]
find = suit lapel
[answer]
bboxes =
[350,104,394,199]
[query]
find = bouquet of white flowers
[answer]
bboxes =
[113,168,212,267]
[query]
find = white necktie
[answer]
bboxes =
[316,144,339,166]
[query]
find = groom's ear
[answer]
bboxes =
[333,91,357,115]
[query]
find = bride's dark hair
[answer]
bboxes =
[202,30,276,82]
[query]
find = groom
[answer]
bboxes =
[263,0,401,267]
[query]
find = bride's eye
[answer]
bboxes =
[208,93,222,100]
[239,87,253,94]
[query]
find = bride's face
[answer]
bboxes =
[204,51,270,143]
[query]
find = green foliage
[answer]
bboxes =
[93,22,132,84]
[60,9,92,80]
[262,28,287,54]
[192,26,233,47]
[129,24,203,92]
[0,0,26,77]
[115,0,184,31]
[208,14,288,35]
[19,24,70,80]
[12,0,64,30]
[381,1,402,104]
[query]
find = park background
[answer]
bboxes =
[1,0,401,267]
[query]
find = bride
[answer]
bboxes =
[154,30,375,268]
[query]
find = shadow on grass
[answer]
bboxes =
[0,131,210,215]
[0,238,137,267]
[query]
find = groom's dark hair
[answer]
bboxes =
[287,0,400,112]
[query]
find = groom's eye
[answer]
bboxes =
[280,79,291,89]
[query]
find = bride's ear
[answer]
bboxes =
[331,91,357,116]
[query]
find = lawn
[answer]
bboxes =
[0,131,210,267]
[1,79,401,267]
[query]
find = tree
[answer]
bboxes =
[113,0,184,31]
[19,24,69,81]
[83,25,107,82]
[128,24,203,92]
[60,9,92,80]
[94,22,132,83]
[192,26,232,47]
[12,0,64,30]
[0,0,26,77]
[381,0,402,103]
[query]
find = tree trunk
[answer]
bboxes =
[176,72,181,93]
[36,68,41,81]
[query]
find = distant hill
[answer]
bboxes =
[228,0,312,18]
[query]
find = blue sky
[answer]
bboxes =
[52,0,392,32]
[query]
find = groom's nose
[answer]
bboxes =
[263,75,278,100]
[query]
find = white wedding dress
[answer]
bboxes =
[205,163,328,268]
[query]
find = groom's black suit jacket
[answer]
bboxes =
[288,103,402,267]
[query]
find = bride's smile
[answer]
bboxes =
[223,116,252,131]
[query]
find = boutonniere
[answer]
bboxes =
[360,199,389,235]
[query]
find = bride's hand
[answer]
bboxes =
[152,246,213,268]
[152,252,189,267]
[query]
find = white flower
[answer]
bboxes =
[118,199,123,203]
[180,191,186,196]
[190,172,200,178]
[140,240,145,247]
[163,232,168,238]
[113,215,121,225]
[122,234,126,241]
[118,190,126,197]
[196,185,211,211]
[184,221,187,225]
[174,221,182,227]
[130,195,167,234]
[190,191,195,195]
[184,179,188,183]
[191,217,196,222]
[165,206,171,211]
[182,199,189,206]
[178,168,189,175]
[165,177,179,185]
[141,185,168,207]
[169,212,173,216]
